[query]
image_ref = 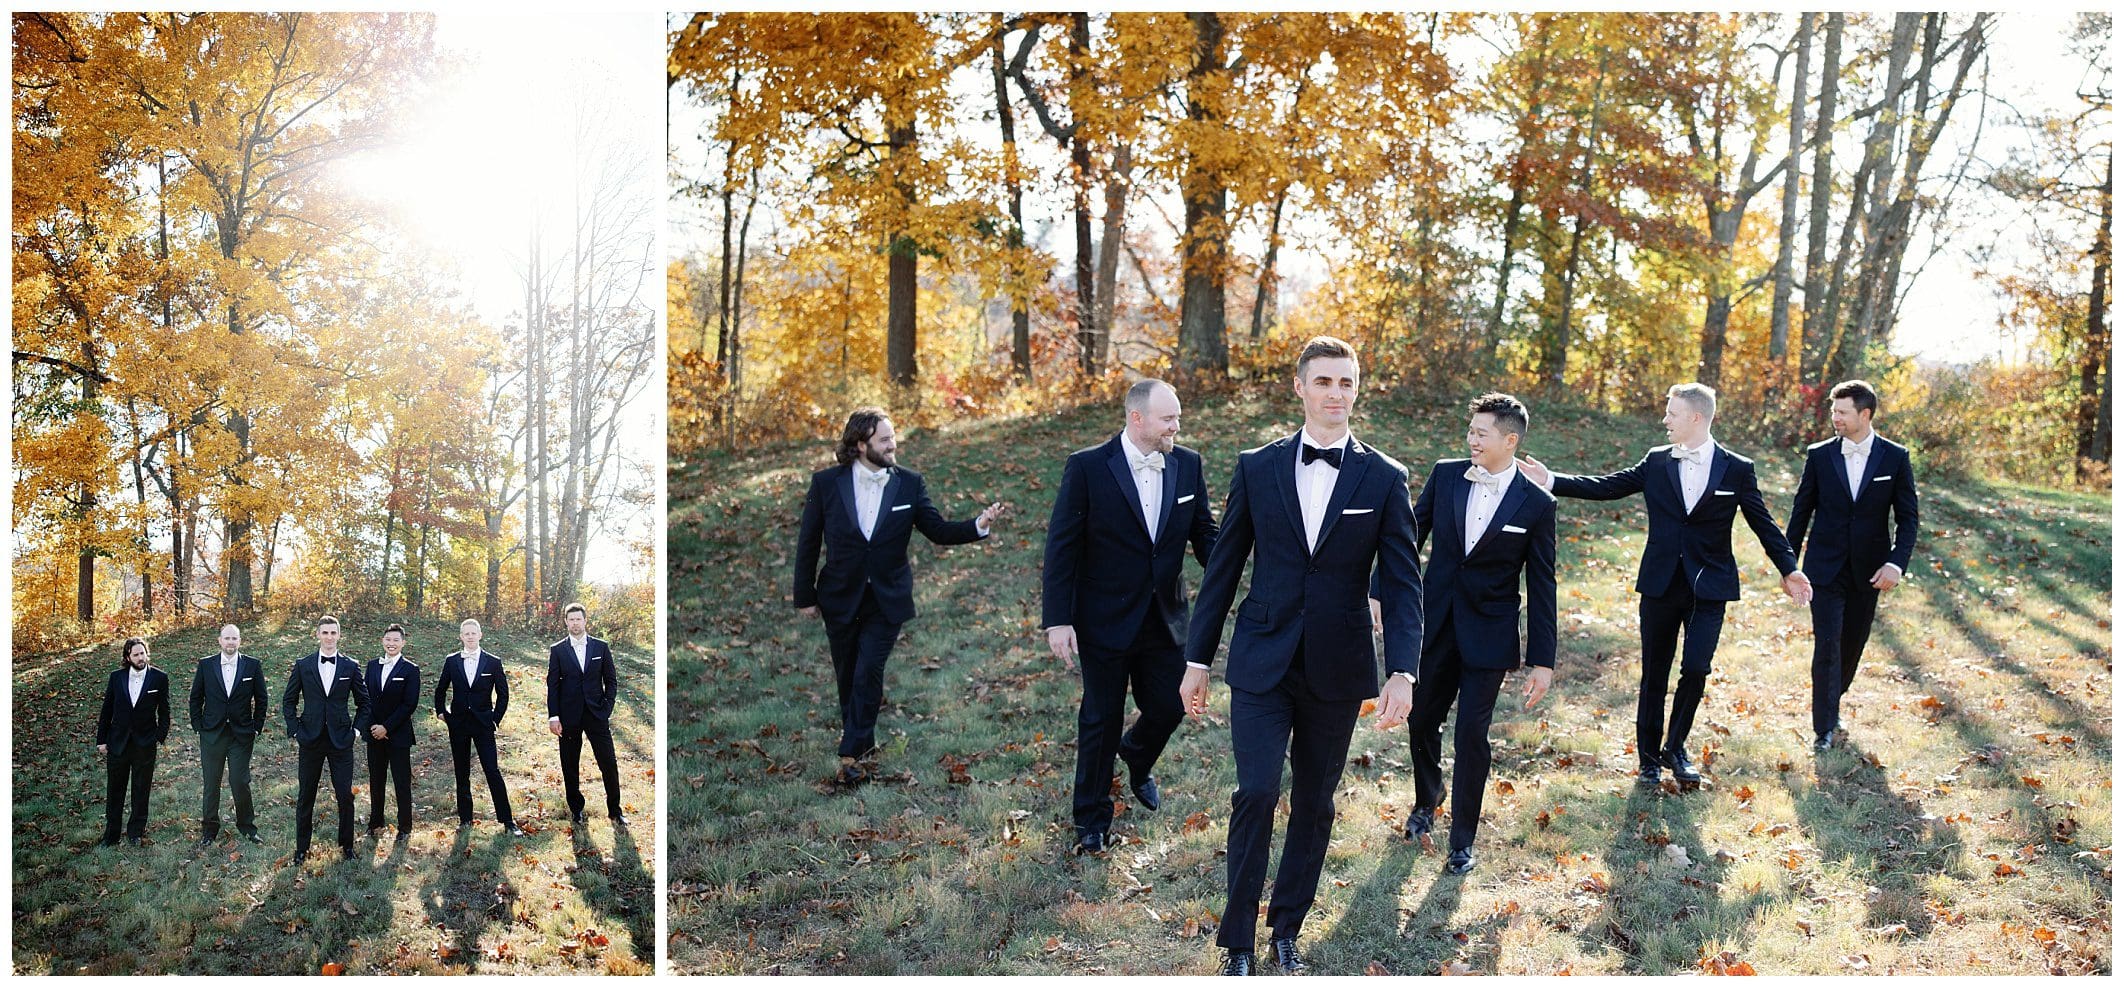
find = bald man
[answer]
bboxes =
[191,624,269,845]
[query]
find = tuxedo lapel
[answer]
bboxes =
[1104,440,1149,542]
[1470,474,1532,557]
[1858,439,1888,500]
[876,469,906,541]
[1447,466,1471,557]
[1312,441,1373,553]
[1663,449,1687,512]
[1153,446,1179,544]
[838,465,863,539]
[1269,436,1307,552]
[1697,445,1732,516]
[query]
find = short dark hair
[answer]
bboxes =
[120,637,148,667]
[1469,392,1529,438]
[317,614,339,629]
[1830,379,1879,417]
[835,407,890,467]
[564,602,587,618]
[1295,336,1357,379]
[383,624,405,637]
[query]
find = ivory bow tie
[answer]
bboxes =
[1131,451,1165,472]
[1464,465,1505,493]
[859,469,890,487]
[1840,438,1867,457]
[1670,445,1708,465]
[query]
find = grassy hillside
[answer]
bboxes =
[668,388,2111,975]
[11,615,655,975]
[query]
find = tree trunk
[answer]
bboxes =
[1251,186,1289,339]
[992,18,1032,380]
[1069,12,1097,376]
[1770,13,1812,365]
[2078,155,2113,479]
[1093,143,1131,368]
[1800,13,1843,383]
[1486,18,1555,353]
[1177,12,1231,381]
[885,118,920,388]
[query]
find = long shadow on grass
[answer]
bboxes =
[1790,739,1965,933]
[1872,621,2109,898]
[415,824,517,971]
[1581,786,1772,974]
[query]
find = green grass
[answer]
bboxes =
[11,615,655,975]
[667,389,2111,975]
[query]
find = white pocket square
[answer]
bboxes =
[890,503,911,512]
[1341,508,1374,515]
[1176,494,1196,504]
[1873,475,1891,481]
[240,677,253,682]
[478,672,491,678]
[1714,490,1734,496]
[1502,524,1528,534]
[144,688,159,694]
[390,677,405,682]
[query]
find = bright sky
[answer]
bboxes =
[668,11,2103,369]
[339,12,663,587]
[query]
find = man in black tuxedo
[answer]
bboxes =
[364,624,420,841]
[794,406,1002,785]
[434,618,524,835]
[282,615,371,861]
[97,636,171,846]
[1391,393,1558,875]
[191,623,267,846]
[1042,379,1219,855]
[547,602,626,825]
[1785,379,1920,750]
[1181,336,1423,976]
[1519,383,1809,789]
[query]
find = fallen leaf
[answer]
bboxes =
[1365,960,1391,975]
[321,963,345,976]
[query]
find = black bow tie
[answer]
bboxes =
[1302,444,1343,469]
[319,656,336,664]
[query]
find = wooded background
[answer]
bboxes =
[667,12,2109,487]
[14,12,658,651]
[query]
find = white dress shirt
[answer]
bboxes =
[378,654,399,683]
[853,463,890,539]
[1295,429,1351,551]
[570,635,590,672]
[1119,433,1163,537]
[1673,435,1715,512]
[1841,429,1875,501]
[1464,462,1518,554]
[460,651,481,687]
[317,651,341,684]
[220,652,240,695]
[127,667,146,704]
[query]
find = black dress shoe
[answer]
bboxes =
[126,837,144,847]
[1269,936,1307,973]
[340,846,358,861]
[1445,846,1476,874]
[367,825,388,839]
[611,813,630,827]
[1219,950,1255,976]
[1635,763,1663,786]
[241,831,264,845]
[458,819,474,830]
[1075,831,1108,856]
[199,835,218,847]
[1812,734,1835,751]
[836,756,868,786]
[571,811,586,824]
[1129,772,1162,813]
[504,823,527,837]
[98,836,122,848]
[394,833,411,844]
[1663,749,1703,787]
[1402,805,1436,843]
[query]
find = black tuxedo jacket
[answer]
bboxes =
[1550,442,1797,601]
[1041,434,1219,654]
[547,636,617,728]
[434,650,510,734]
[97,667,171,754]
[189,653,268,735]
[1411,460,1559,670]
[1785,435,1920,582]
[364,657,421,749]
[1186,434,1423,702]
[282,653,371,751]
[793,463,986,626]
